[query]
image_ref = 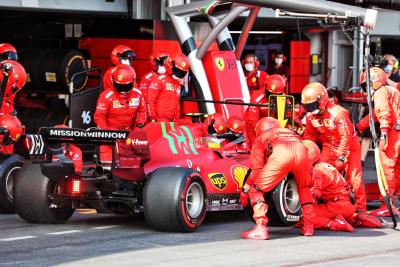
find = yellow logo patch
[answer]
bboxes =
[208,173,227,190]
[215,57,225,71]
[113,100,121,108]
[231,165,248,190]
[117,74,123,81]
[181,61,186,68]
[252,77,256,83]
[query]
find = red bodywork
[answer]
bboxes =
[115,121,250,210]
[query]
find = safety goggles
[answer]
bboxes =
[303,101,319,112]
[113,81,133,93]
[172,66,187,79]
[119,50,136,60]
[0,51,18,61]
[154,55,168,65]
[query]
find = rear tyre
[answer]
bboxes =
[244,175,301,226]
[14,161,74,224]
[144,167,206,232]
[0,155,24,213]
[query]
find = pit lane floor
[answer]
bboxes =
[0,154,399,267]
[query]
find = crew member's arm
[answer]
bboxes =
[135,90,147,126]
[148,78,162,121]
[334,112,352,169]
[94,92,110,130]
[373,88,391,151]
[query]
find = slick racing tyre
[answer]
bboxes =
[0,154,24,214]
[14,161,74,224]
[144,167,207,232]
[244,175,301,226]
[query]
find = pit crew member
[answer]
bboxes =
[94,64,146,162]
[242,53,268,94]
[147,54,189,122]
[244,74,286,145]
[103,45,136,91]
[366,67,400,217]
[301,83,366,213]
[240,117,315,239]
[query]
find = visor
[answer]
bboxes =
[172,66,187,79]
[154,55,168,65]
[119,50,136,60]
[303,101,319,112]
[113,81,133,93]
[0,51,18,61]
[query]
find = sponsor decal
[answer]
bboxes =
[231,165,248,190]
[251,77,256,83]
[211,200,221,206]
[286,215,300,222]
[113,100,122,108]
[215,57,225,71]
[166,83,174,91]
[221,197,229,204]
[161,122,198,155]
[208,173,227,190]
[311,119,323,127]
[323,119,335,128]
[181,61,186,68]
[129,98,140,107]
[47,129,127,139]
[117,74,123,81]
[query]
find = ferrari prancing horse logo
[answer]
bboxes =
[215,57,225,71]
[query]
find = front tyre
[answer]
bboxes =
[14,161,74,224]
[0,154,24,214]
[144,167,207,232]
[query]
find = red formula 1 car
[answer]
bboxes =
[14,122,301,232]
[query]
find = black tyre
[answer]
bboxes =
[0,155,24,213]
[14,161,74,224]
[244,175,301,226]
[144,167,207,232]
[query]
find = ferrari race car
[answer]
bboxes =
[13,121,301,232]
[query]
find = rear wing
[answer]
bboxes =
[23,127,129,158]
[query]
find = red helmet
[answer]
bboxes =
[301,83,329,113]
[0,43,18,61]
[205,113,227,134]
[150,51,170,73]
[369,67,387,90]
[266,74,286,94]
[111,45,136,66]
[227,116,245,134]
[0,60,27,97]
[0,114,24,144]
[167,54,190,79]
[255,117,280,137]
[112,64,136,93]
[55,124,68,129]
[302,140,320,164]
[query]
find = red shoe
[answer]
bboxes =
[329,215,355,232]
[354,212,383,228]
[301,224,314,236]
[241,224,269,240]
[368,205,395,217]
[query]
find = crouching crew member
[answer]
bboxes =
[240,117,315,239]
